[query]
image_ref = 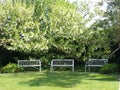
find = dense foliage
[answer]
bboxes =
[100,63,119,74]
[90,0,120,64]
[0,0,117,68]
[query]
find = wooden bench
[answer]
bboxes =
[18,60,41,71]
[51,59,74,72]
[85,59,108,72]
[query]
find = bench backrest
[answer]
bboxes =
[18,60,41,67]
[51,59,74,66]
[86,59,108,66]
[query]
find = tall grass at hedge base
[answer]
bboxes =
[100,63,119,74]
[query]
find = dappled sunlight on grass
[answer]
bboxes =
[0,72,119,90]
[19,72,84,88]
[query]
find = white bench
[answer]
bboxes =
[18,60,41,71]
[51,59,74,72]
[85,59,108,72]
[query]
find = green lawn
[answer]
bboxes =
[0,71,119,90]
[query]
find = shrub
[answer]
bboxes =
[1,63,21,73]
[100,63,119,74]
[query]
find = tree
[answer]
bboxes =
[0,0,111,66]
[90,0,120,57]
[107,0,120,55]
[0,1,49,53]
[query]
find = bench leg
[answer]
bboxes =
[88,67,90,72]
[72,66,74,72]
[85,66,87,72]
[51,66,53,72]
[39,66,41,72]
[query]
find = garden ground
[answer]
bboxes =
[0,71,119,90]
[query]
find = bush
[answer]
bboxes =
[100,63,119,74]
[1,63,21,73]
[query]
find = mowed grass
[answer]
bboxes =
[0,71,119,90]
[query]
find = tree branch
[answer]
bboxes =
[110,44,120,56]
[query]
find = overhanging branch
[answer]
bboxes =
[110,44,120,56]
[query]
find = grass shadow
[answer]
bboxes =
[19,72,89,88]
[18,71,119,88]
